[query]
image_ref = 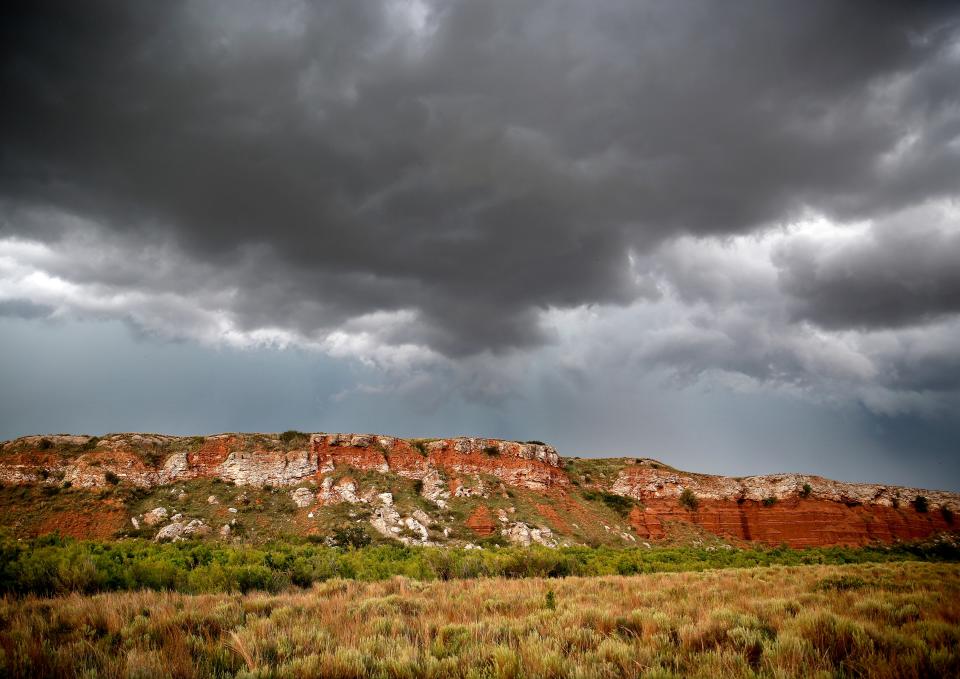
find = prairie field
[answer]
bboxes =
[1,561,958,679]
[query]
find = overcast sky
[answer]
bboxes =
[1,1,959,490]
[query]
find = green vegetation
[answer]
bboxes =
[279,430,308,445]
[914,495,929,513]
[679,487,699,511]
[331,523,372,549]
[104,471,120,485]
[582,489,638,517]
[1,534,957,597]
[762,496,778,507]
[2,561,958,678]
[482,445,499,456]
[564,457,630,487]
[800,483,812,498]
[525,440,546,446]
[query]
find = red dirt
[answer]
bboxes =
[535,503,573,534]
[188,436,237,469]
[465,505,497,536]
[35,505,127,540]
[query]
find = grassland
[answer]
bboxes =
[1,561,957,678]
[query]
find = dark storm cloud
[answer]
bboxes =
[1,0,959,355]
[776,203,960,330]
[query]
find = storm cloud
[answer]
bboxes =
[1,0,959,430]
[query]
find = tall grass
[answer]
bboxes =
[0,562,957,678]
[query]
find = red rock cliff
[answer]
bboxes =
[614,463,958,547]
[1,433,956,547]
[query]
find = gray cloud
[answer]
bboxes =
[2,0,959,357]
[776,202,960,330]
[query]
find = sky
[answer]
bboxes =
[1,1,959,490]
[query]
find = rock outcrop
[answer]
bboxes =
[0,432,565,492]
[613,466,958,547]
[501,522,558,547]
[155,518,211,542]
[1,432,957,548]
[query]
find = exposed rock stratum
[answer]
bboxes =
[1,433,956,548]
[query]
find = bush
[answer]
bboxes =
[332,524,372,548]
[762,496,778,507]
[38,438,53,450]
[800,483,812,498]
[914,495,928,513]
[0,536,958,597]
[279,430,308,445]
[104,471,120,485]
[583,490,636,517]
[482,445,499,456]
[815,574,868,591]
[679,488,699,511]
[525,440,546,446]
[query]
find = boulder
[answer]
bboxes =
[291,487,315,508]
[142,507,168,526]
[155,519,211,543]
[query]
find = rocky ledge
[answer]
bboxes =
[0,432,566,492]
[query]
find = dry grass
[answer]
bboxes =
[1,561,958,678]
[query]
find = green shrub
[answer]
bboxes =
[279,430,308,445]
[914,495,929,513]
[583,490,636,516]
[332,524,372,548]
[679,488,699,511]
[0,535,957,597]
[525,440,546,446]
[38,438,53,450]
[762,496,778,507]
[815,575,867,592]
[143,448,167,467]
[482,445,499,456]
[104,471,120,485]
[545,588,556,610]
[800,483,812,498]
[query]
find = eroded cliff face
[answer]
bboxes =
[1,433,957,548]
[0,433,566,492]
[614,463,958,547]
